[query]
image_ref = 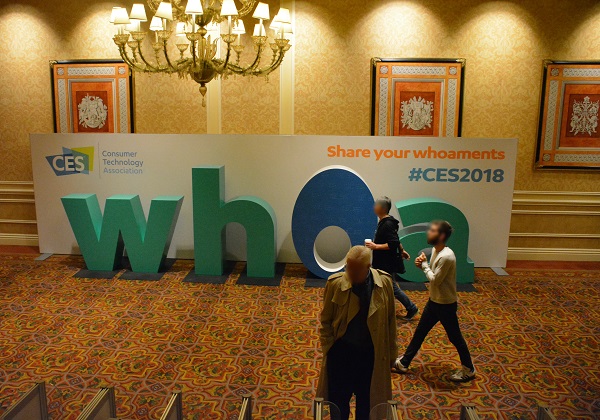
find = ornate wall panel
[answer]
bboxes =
[536,61,600,170]
[51,60,133,133]
[371,58,464,137]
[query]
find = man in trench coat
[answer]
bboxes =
[317,245,398,420]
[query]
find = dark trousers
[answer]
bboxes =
[400,300,474,371]
[327,340,374,420]
[391,273,417,312]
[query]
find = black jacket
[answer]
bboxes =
[372,215,405,275]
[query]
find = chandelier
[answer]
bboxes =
[110,0,292,106]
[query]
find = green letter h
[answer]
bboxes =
[192,166,277,278]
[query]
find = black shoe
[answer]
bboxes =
[404,307,419,320]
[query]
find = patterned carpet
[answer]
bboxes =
[0,253,598,419]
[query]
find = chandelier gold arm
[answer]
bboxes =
[235,0,260,18]
[110,1,292,105]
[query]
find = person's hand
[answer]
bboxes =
[365,241,378,250]
[401,250,410,260]
[415,252,426,268]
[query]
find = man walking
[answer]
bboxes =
[365,196,418,320]
[392,220,475,382]
[317,246,397,420]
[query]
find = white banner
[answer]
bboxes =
[30,134,518,267]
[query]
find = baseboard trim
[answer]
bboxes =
[508,247,600,261]
[0,233,39,246]
[509,232,600,239]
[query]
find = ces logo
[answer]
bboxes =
[46,147,94,176]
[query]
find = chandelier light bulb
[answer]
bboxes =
[252,2,270,20]
[220,0,239,17]
[206,21,221,39]
[176,22,187,35]
[109,7,121,24]
[232,20,246,35]
[113,7,131,25]
[126,19,142,32]
[149,16,163,31]
[273,7,291,24]
[155,2,174,20]
[185,0,203,15]
[253,23,266,37]
[130,4,148,21]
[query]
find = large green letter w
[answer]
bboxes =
[61,194,184,273]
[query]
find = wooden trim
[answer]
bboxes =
[0,233,39,246]
[0,198,36,203]
[513,190,600,207]
[0,181,34,186]
[514,190,600,196]
[0,189,34,195]
[0,219,37,225]
[511,209,600,216]
[512,198,600,206]
[0,182,35,201]
[508,247,600,261]
[510,233,600,239]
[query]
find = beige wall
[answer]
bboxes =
[0,0,599,259]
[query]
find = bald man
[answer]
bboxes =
[316,246,397,420]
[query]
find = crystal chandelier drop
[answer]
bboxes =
[110,0,292,106]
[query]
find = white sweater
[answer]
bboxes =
[421,246,457,304]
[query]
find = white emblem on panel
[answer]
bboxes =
[401,96,434,131]
[569,96,599,136]
[78,95,108,129]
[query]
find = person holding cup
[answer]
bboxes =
[365,196,419,320]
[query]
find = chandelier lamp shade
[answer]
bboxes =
[110,0,293,106]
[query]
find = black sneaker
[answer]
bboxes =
[404,307,419,320]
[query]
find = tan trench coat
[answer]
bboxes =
[316,268,398,411]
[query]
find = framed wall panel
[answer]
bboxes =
[50,60,134,133]
[535,60,600,170]
[371,58,465,137]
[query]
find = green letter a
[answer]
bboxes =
[61,194,184,273]
[192,166,277,278]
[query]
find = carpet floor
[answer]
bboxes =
[0,254,598,419]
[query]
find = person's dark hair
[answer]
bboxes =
[431,220,453,242]
[376,196,392,214]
